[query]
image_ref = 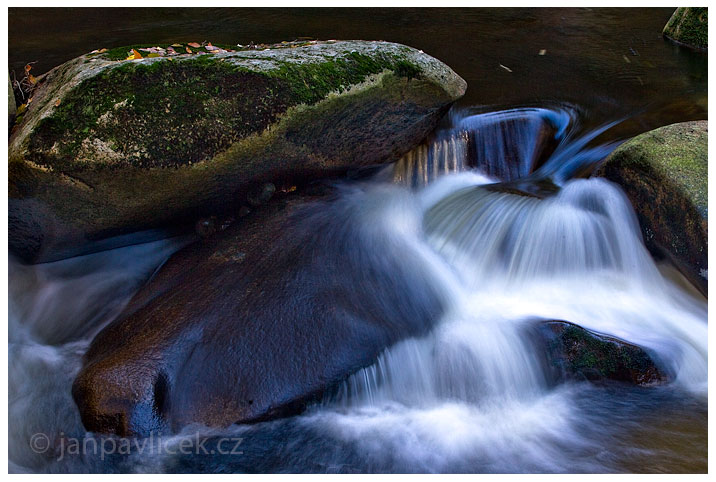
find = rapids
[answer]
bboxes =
[8,107,707,473]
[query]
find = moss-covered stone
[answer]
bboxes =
[538,320,666,386]
[596,121,707,294]
[9,40,467,263]
[8,74,16,125]
[663,7,708,51]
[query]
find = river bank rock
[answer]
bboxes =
[663,7,708,51]
[8,74,16,125]
[596,121,707,295]
[71,183,447,436]
[9,40,466,263]
[535,320,666,386]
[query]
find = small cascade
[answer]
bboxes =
[392,106,623,188]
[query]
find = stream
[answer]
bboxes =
[8,7,708,474]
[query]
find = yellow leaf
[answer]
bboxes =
[16,104,27,116]
[147,53,160,58]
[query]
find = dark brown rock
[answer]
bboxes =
[72,185,446,436]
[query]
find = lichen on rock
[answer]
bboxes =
[9,40,467,263]
[596,121,707,294]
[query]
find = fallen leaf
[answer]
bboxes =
[27,74,37,85]
[54,99,61,107]
[147,53,160,58]
[186,46,193,53]
[132,49,143,59]
[205,44,221,51]
[98,48,108,53]
[16,103,27,116]
[623,55,631,64]
[188,42,201,48]
[538,49,547,55]
[171,43,183,47]
[499,64,513,73]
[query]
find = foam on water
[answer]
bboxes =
[7,107,707,473]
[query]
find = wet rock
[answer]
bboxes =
[194,216,217,238]
[8,73,16,125]
[534,320,666,386]
[246,182,276,207]
[9,40,467,263]
[596,121,707,295]
[663,7,708,51]
[72,185,446,436]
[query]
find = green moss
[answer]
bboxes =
[26,49,422,170]
[607,122,707,218]
[663,7,708,50]
[560,325,619,377]
[269,52,418,105]
[394,59,421,80]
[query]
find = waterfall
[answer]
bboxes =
[323,174,706,415]
[8,107,707,473]
[392,105,623,187]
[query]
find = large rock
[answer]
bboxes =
[596,121,707,295]
[9,40,466,263]
[534,320,666,386]
[71,184,447,436]
[663,7,708,51]
[8,74,16,125]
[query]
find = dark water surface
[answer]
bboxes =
[9,7,707,139]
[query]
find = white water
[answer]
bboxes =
[7,108,707,473]
[292,172,707,473]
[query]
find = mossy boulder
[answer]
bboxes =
[8,74,16,125]
[536,320,666,386]
[9,40,466,263]
[596,121,707,294]
[663,7,708,51]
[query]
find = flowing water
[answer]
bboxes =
[7,7,708,474]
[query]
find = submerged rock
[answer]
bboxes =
[535,320,666,386]
[596,121,707,295]
[72,184,446,436]
[663,7,708,51]
[9,40,466,263]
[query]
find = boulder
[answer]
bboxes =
[663,7,708,51]
[71,184,447,436]
[9,40,466,263]
[596,121,707,295]
[8,74,16,125]
[534,320,666,386]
